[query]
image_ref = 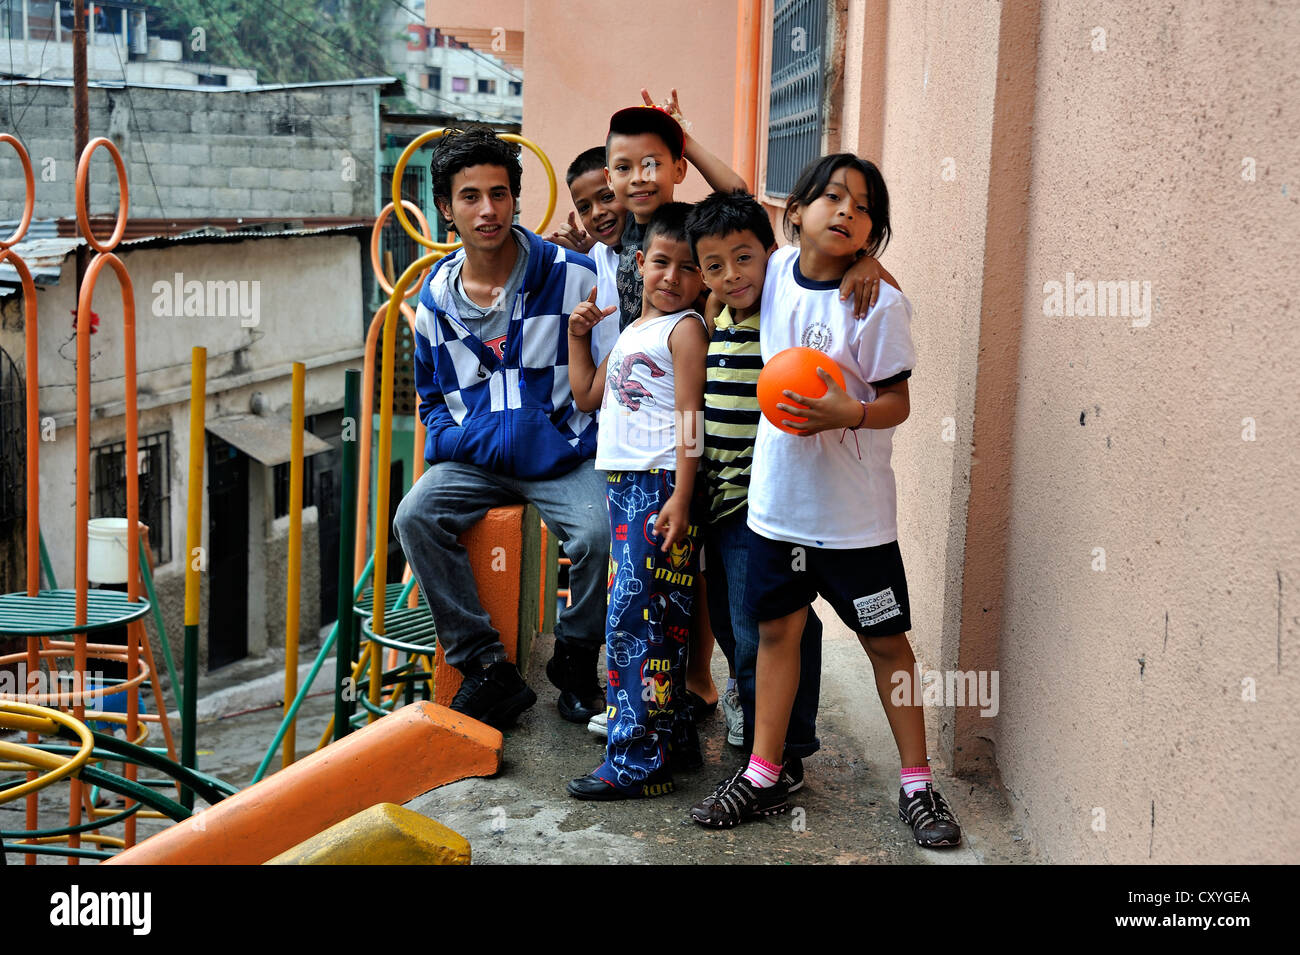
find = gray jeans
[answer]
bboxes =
[393,459,610,672]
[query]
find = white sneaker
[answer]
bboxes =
[587,709,608,739]
[722,686,744,747]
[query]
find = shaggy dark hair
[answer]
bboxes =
[430,125,522,229]
[685,190,775,261]
[783,153,891,258]
[642,201,694,250]
[565,146,608,187]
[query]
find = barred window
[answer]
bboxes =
[92,431,172,564]
[766,0,827,197]
[0,348,22,530]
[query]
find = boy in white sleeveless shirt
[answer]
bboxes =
[564,203,709,800]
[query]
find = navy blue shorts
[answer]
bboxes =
[742,533,912,638]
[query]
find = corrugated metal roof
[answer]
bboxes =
[0,219,372,297]
[0,219,81,291]
[55,215,376,241]
[0,76,400,94]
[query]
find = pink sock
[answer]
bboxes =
[743,754,782,789]
[901,765,932,798]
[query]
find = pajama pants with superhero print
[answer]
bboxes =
[593,469,698,794]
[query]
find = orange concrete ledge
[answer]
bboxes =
[434,505,527,707]
[106,702,501,865]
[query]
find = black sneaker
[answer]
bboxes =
[689,767,789,829]
[449,661,537,729]
[898,783,962,847]
[781,756,804,793]
[545,641,604,724]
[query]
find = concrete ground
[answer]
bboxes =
[7,606,1039,865]
[409,602,1037,865]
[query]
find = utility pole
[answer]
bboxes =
[73,0,89,294]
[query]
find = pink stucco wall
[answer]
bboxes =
[428,1,739,233]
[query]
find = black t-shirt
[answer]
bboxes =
[615,217,646,331]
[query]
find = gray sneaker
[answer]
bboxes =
[587,709,608,739]
[721,686,744,747]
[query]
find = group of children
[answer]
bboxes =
[541,95,962,847]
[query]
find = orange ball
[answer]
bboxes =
[757,346,847,435]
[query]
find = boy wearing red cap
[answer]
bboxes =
[606,90,748,332]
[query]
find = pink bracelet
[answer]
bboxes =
[851,401,868,430]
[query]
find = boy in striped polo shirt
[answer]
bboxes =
[685,191,898,788]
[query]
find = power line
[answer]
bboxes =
[385,0,522,83]
[107,23,168,219]
[192,0,360,159]
[251,0,512,122]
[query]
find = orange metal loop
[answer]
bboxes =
[370,200,434,301]
[0,134,35,249]
[75,252,140,617]
[74,137,129,253]
[0,647,151,707]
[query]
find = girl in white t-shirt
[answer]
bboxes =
[689,155,961,848]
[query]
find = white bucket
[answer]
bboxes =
[87,518,132,584]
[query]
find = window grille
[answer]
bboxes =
[0,348,23,529]
[92,431,172,564]
[766,0,827,198]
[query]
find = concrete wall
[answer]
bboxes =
[1,37,257,87]
[28,234,364,421]
[1,232,363,671]
[426,0,738,233]
[430,0,524,33]
[811,0,1299,862]
[0,82,377,221]
[991,0,1300,864]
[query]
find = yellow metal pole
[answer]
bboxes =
[182,346,205,808]
[185,349,205,628]
[316,652,372,750]
[283,362,305,763]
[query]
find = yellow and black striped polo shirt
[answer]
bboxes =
[703,306,763,522]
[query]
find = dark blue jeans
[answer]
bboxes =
[704,506,822,758]
[393,460,609,671]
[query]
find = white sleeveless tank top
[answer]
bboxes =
[595,309,704,471]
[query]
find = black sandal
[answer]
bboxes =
[683,689,718,722]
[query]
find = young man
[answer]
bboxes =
[393,126,608,730]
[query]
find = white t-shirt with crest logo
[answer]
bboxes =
[747,245,916,549]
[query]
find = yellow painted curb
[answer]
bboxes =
[266,802,470,866]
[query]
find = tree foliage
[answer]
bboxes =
[152,0,394,84]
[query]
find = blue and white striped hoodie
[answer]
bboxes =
[413,226,600,480]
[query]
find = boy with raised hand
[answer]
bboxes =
[564,202,710,800]
[606,89,748,332]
